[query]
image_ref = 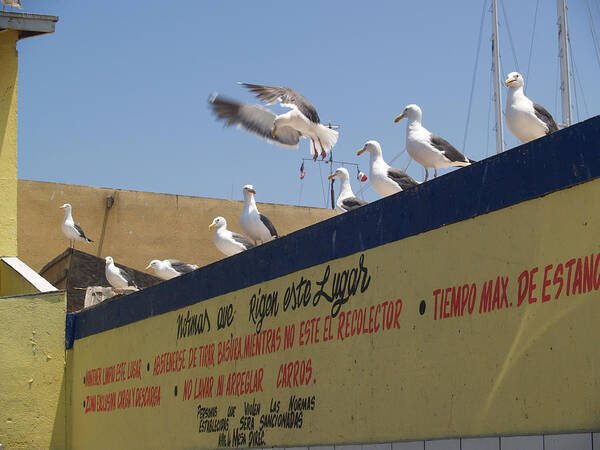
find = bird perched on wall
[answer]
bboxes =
[357,140,419,197]
[1,0,22,10]
[60,203,93,248]
[328,168,368,213]
[209,217,255,257]
[240,185,278,245]
[146,259,198,280]
[505,71,559,144]
[394,104,475,181]
[209,83,338,160]
[104,256,138,290]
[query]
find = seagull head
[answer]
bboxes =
[357,140,382,157]
[328,167,350,181]
[59,203,72,210]
[242,184,256,198]
[146,259,161,270]
[209,216,227,231]
[505,71,524,88]
[394,104,422,123]
[105,256,114,265]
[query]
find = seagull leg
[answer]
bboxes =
[424,169,429,182]
[317,137,326,159]
[434,168,438,178]
[311,138,318,161]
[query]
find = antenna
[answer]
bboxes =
[557,0,572,127]
[491,0,506,154]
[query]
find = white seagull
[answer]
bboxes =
[104,256,137,290]
[60,203,93,248]
[209,217,255,257]
[240,185,278,244]
[146,259,198,280]
[505,71,558,144]
[394,104,475,181]
[209,83,338,160]
[328,168,368,213]
[357,140,419,197]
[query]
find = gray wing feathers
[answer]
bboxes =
[167,259,198,274]
[74,223,92,242]
[429,135,469,163]
[240,83,321,124]
[341,197,368,212]
[209,94,301,148]
[231,233,255,250]
[533,103,559,133]
[387,168,419,190]
[259,214,278,238]
[117,267,137,288]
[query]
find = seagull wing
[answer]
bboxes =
[231,233,255,250]
[259,214,278,238]
[533,103,559,134]
[74,223,93,242]
[387,168,419,190]
[429,135,470,164]
[239,83,321,124]
[209,94,301,149]
[117,267,137,288]
[166,259,198,274]
[341,197,368,212]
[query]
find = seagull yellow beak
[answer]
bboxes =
[327,173,336,180]
[145,264,152,269]
[394,113,405,123]
[271,126,277,137]
[209,223,215,230]
[357,148,366,156]
[505,78,514,87]
[248,189,256,194]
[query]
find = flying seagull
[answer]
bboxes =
[240,185,278,244]
[104,256,137,290]
[60,203,93,248]
[328,167,368,213]
[209,217,255,257]
[394,104,475,181]
[146,259,198,280]
[357,140,419,197]
[209,83,338,160]
[505,71,559,144]
[1,0,22,10]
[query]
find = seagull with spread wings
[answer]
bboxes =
[209,83,338,160]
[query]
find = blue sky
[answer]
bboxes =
[16,1,600,209]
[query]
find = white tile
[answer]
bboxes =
[392,442,425,450]
[544,433,592,450]
[425,439,460,450]
[461,437,499,450]
[309,446,335,450]
[593,433,600,449]
[500,435,543,450]
[362,445,391,450]
[335,445,362,450]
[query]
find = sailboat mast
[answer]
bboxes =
[557,0,572,127]
[491,0,505,154]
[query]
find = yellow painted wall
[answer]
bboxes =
[18,180,337,273]
[0,30,18,258]
[0,291,67,449]
[0,259,39,296]
[67,178,600,449]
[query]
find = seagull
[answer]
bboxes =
[146,259,198,280]
[505,71,559,144]
[356,140,419,197]
[60,203,93,248]
[104,256,137,290]
[394,104,475,181]
[328,168,368,213]
[209,83,338,160]
[240,185,278,244]
[1,0,22,10]
[209,217,255,257]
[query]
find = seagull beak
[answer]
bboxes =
[505,78,514,87]
[327,174,336,180]
[271,126,277,138]
[357,147,366,156]
[394,113,405,123]
[145,264,151,269]
[248,189,256,194]
[209,223,215,230]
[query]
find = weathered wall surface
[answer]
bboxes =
[66,117,600,449]
[0,291,67,449]
[18,180,336,272]
[0,30,18,257]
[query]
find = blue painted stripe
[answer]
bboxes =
[70,115,600,345]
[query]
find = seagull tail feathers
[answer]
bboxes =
[468,158,477,164]
[316,123,339,155]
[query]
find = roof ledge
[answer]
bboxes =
[0,11,58,39]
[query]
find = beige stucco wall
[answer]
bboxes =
[18,180,336,273]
